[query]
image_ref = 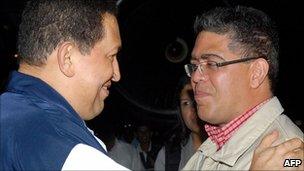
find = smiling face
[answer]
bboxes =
[191,31,253,126]
[73,13,121,120]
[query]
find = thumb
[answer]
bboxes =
[256,130,279,153]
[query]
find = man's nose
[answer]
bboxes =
[112,58,121,82]
[192,66,209,83]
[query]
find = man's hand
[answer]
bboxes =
[250,130,304,170]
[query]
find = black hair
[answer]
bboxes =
[17,0,117,66]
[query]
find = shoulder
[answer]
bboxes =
[1,93,96,169]
[181,150,201,170]
[1,90,65,124]
[270,114,303,142]
[157,146,165,156]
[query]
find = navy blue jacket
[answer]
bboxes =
[0,71,107,170]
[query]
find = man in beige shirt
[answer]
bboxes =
[183,6,303,170]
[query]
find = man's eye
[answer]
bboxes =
[206,61,219,69]
[206,61,217,65]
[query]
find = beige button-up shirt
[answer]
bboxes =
[183,97,303,170]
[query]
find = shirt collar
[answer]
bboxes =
[198,97,283,166]
[204,98,271,150]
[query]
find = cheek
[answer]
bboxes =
[100,62,114,79]
[191,80,195,90]
[90,63,113,85]
[182,109,194,123]
[181,109,187,121]
[189,111,198,124]
[211,72,232,95]
[83,72,101,87]
[78,61,99,82]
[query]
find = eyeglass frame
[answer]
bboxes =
[184,56,264,77]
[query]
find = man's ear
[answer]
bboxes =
[249,58,269,89]
[57,42,75,77]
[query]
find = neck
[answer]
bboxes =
[19,63,44,78]
[18,62,59,88]
[219,92,272,128]
[19,62,84,119]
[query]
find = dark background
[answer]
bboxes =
[1,0,303,139]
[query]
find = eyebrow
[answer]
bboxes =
[200,53,225,60]
[109,46,122,55]
[191,53,225,62]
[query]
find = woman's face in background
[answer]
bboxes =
[180,84,201,133]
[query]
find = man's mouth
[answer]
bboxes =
[101,83,111,96]
[195,90,210,98]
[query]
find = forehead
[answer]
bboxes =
[191,31,232,61]
[182,84,192,92]
[99,13,121,48]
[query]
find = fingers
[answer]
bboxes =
[282,139,304,159]
[284,148,303,159]
[250,134,303,171]
[276,138,303,156]
[283,149,304,171]
[255,130,279,154]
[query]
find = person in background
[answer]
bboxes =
[119,120,139,147]
[154,75,208,170]
[183,5,303,170]
[100,126,144,170]
[0,0,127,170]
[136,125,161,170]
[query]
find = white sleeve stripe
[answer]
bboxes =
[62,143,130,170]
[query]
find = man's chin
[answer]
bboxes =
[197,109,214,124]
[84,103,105,121]
[96,103,105,115]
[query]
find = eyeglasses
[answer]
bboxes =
[184,56,262,77]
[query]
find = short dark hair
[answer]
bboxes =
[17,0,117,66]
[194,6,279,92]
